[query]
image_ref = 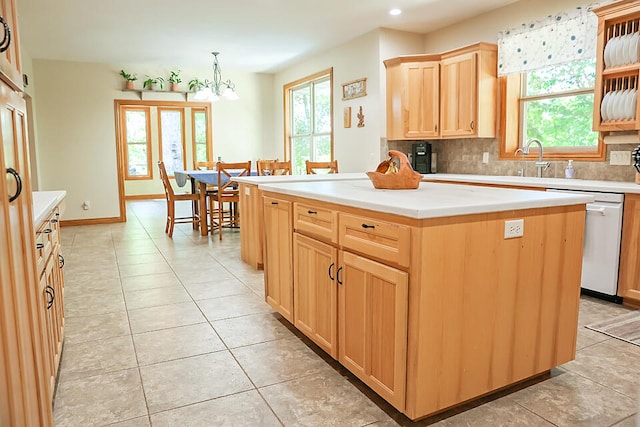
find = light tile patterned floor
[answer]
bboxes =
[53,200,640,426]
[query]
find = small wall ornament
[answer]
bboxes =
[357,106,365,128]
[344,107,351,128]
[342,77,367,100]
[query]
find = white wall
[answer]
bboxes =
[271,28,424,173]
[32,60,272,220]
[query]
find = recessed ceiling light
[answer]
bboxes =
[389,8,402,16]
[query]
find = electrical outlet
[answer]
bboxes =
[504,219,524,239]
[610,151,631,166]
[482,152,489,164]
[244,187,250,196]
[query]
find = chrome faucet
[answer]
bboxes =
[514,138,551,178]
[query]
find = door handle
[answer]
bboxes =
[45,285,55,309]
[336,266,343,285]
[328,262,335,280]
[58,254,65,269]
[6,167,22,202]
[586,206,606,216]
[0,16,11,53]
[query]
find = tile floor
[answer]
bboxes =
[53,200,640,426]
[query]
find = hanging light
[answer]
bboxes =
[195,51,239,101]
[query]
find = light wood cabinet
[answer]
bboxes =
[592,0,640,132]
[263,196,293,322]
[239,183,264,269]
[0,0,22,92]
[293,233,338,358]
[384,42,497,140]
[618,193,640,307]
[338,250,408,411]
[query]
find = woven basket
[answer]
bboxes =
[366,150,423,189]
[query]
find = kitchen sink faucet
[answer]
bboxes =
[515,138,551,178]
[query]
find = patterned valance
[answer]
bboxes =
[497,3,602,76]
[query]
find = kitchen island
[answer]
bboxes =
[258,179,591,420]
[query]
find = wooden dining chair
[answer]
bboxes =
[193,161,216,170]
[209,160,251,240]
[256,158,279,175]
[158,161,201,237]
[305,160,339,174]
[259,160,292,176]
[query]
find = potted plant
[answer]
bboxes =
[188,78,206,92]
[119,70,137,90]
[143,76,165,91]
[169,70,182,91]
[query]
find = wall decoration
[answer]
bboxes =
[342,77,367,100]
[344,107,351,128]
[357,106,365,128]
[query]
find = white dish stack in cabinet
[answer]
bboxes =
[593,0,640,131]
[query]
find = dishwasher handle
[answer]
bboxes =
[586,205,606,216]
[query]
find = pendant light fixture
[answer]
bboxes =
[194,51,239,101]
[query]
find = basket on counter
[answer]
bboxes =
[366,150,423,190]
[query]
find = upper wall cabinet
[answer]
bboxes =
[0,0,22,92]
[384,42,497,140]
[592,0,640,132]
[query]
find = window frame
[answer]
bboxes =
[122,106,152,180]
[157,107,187,177]
[283,68,334,172]
[191,107,213,164]
[500,71,606,162]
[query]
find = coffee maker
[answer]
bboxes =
[411,142,432,174]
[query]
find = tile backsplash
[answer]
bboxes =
[386,138,638,182]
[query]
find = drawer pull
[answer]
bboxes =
[336,266,343,285]
[307,210,317,215]
[328,262,335,280]
[45,285,55,309]
[43,228,52,234]
[361,224,375,229]
[51,219,58,224]
[58,254,65,269]
[271,201,278,205]
[36,243,44,250]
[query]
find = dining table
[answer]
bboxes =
[174,169,255,236]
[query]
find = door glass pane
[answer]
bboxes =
[125,110,147,142]
[193,111,208,162]
[127,144,148,176]
[291,136,311,175]
[160,110,183,175]
[292,86,311,136]
[314,79,331,133]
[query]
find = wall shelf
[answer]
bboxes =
[121,88,195,102]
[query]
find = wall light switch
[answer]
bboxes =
[482,152,489,164]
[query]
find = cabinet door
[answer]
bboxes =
[51,244,65,376]
[263,196,293,322]
[293,233,338,358]
[0,0,22,91]
[239,183,264,269]
[404,62,440,138]
[440,52,477,137]
[338,250,408,411]
[618,193,640,305]
[0,81,51,424]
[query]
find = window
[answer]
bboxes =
[158,108,185,176]
[123,107,151,179]
[501,59,605,160]
[192,108,211,163]
[284,68,333,174]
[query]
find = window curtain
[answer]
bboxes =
[497,3,602,76]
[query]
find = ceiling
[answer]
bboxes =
[16,0,518,73]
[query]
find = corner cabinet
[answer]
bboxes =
[592,0,640,131]
[384,42,497,140]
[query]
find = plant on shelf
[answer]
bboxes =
[143,76,165,91]
[169,70,182,91]
[188,78,207,92]
[119,70,137,90]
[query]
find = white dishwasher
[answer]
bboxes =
[547,189,624,302]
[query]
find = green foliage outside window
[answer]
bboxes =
[523,59,598,149]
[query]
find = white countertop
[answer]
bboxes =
[423,174,640,194]
[32,191,66,226]
[233,172,367,184]
[258,180,593,219]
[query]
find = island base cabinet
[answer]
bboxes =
[263,196,293,322]
[239,183,264,269]
[618,193,640,307]
[293,233,338,358]
[338,250,408,412]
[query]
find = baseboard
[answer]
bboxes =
[125,194,165,200]
[60,217,123,227]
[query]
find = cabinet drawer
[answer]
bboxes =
[294,202,338,244]
[35,230,49,274]
[339,213,411,267]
